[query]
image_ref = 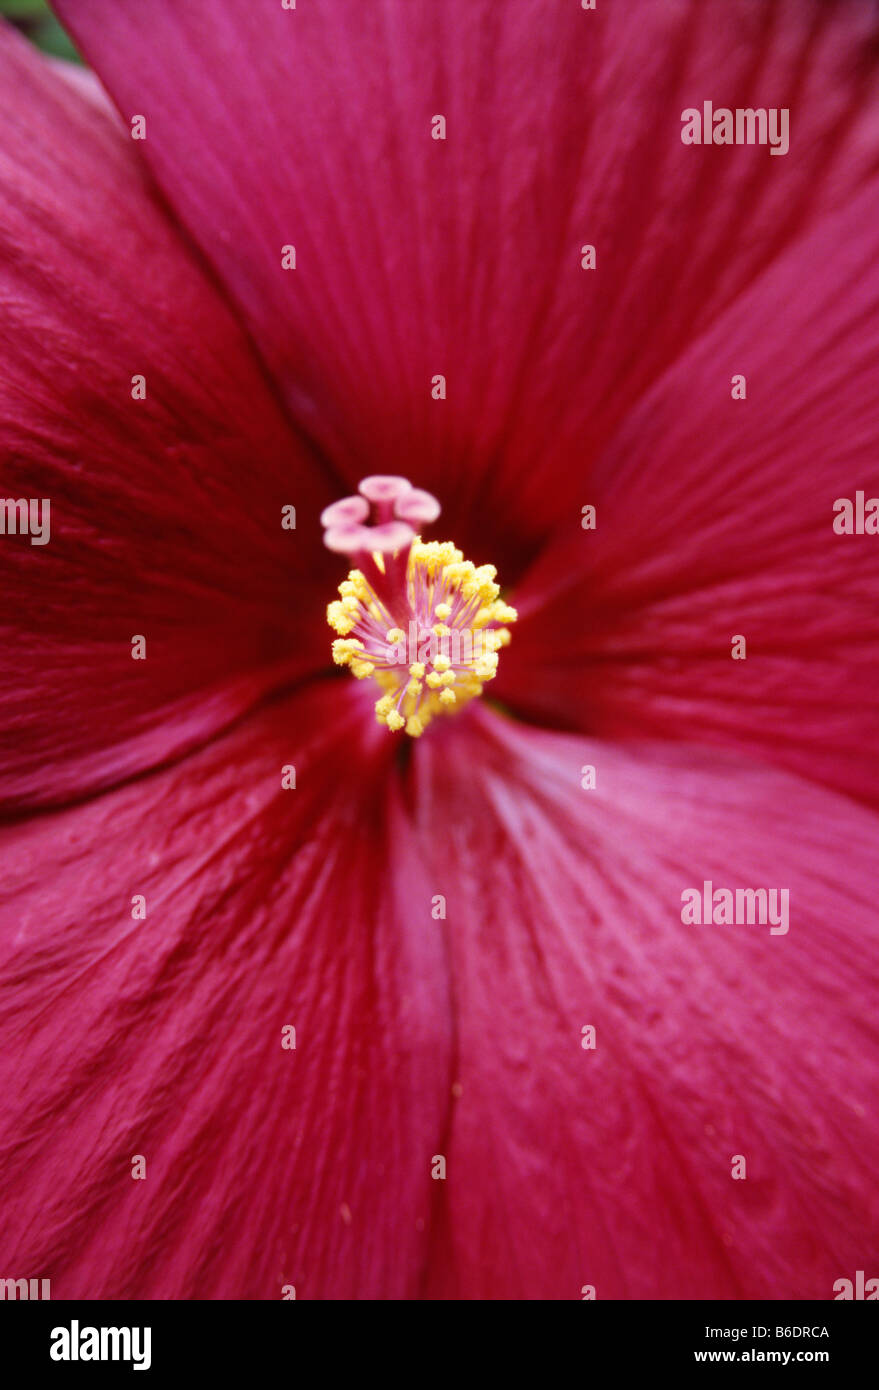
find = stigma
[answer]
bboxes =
[323,475,516,736]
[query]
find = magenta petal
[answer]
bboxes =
[500,178,879,808]
[55,0,879,571]
[407,709,879,1299]
[0,28,334,810]
[0,682,451,1299]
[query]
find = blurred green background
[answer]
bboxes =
[0,0,81,61]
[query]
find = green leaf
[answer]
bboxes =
[0,0,53,17]
[30,15,81,61]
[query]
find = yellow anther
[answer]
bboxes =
[413,539,462,576]
[327,601,356,635]
[332,638,364,665]
[444,562,470,587]
[327,529,516,737]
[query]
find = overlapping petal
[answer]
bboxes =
[498,178,879,805]
[0,26,334,811]
[408,708,879,1299]
[0,0,874,1307]
[0,682,451,1299]
[3,677,877,1299]
[55,0,879,570]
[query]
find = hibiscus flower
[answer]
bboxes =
[1,0,878,1301]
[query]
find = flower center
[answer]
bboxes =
[323,476,517,736]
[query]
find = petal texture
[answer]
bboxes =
[0,26,334,811]
[0,682,451,1299]
[498,179,879,806]
[408,709,879,1299]
[55,0,879,570]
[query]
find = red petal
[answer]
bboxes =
[0,28,333,811]
[499,179,879,806]
[410,709,879,1299]
[54,0,879,572]
[4,684,876,1298]
[0,682,451,1298]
